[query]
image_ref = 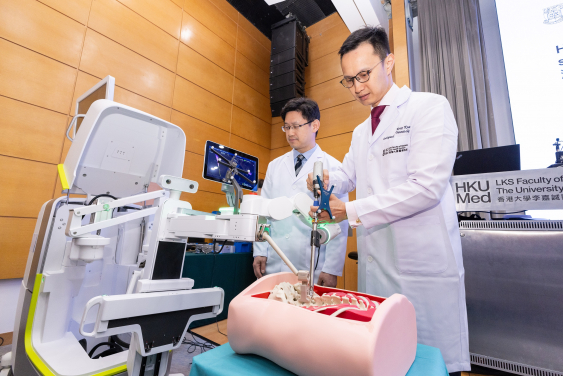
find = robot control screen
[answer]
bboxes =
[203,140,259,191]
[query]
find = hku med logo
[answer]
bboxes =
[454,180,491,204]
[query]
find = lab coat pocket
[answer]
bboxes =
[392,216,448,275]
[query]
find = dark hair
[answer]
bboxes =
[338,26,390,61]
[280,97,320,137]
[258,178,264,189]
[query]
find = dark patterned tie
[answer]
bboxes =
[294,154,305,176]
[371,105,387,134]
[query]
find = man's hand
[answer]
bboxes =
[309,194,348,223]
[253,256,267,278]
[306,169,329,193]
[317,272,337,287]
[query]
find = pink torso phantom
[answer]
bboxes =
[228,272,418,376]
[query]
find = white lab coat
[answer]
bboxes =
[330,86,470,372]
[254,146,349,281]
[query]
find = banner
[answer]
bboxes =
[450,168,563,211]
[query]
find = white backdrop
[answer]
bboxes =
[496,0,563,218]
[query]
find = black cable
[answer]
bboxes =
[88,194,118,206]
[111,334,130,349]
[0,336,4,347]
[216,317,227,337]
[88,342,121,358]
[214,240,228,254]
[182,333,216,355]
[315,245,320,270]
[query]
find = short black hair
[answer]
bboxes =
[338,26,390,61]
[280,97,320,136]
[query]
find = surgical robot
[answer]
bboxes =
[3,99,341,376]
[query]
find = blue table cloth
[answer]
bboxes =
[190,343,448,376]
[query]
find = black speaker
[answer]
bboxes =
[270,71,304,91]
[271,100,288,117]
[270,84,305,103]
[270,58,305,78]
[270,15,309,117]
[271,47,306,67]
[271,16,308,63]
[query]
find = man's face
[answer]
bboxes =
[340,42,395,107]
[284,111,319,151]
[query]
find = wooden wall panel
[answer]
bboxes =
[308,21,349,62]
[80,30,175,106]
[114,86,172,121]
[183,151,223,194]
[0,156,57,218]
[37,0,92,25]
[169,0,182,8]
[270,125,287,150]
[181,190,228,213]
[183,0,237,48]
[230,135,270,175]
[207,0,238,22]
[270,146,291,162]
[230,106,271,149]
[117,0,183,38]
[0,39,77,114]
[390,0,410,88]
[0,0,85,67]
[0,96,67,164]
[306,77,353,111]
[172,76,232,131]
[233,79,271,123]
[180,12,236,75]
[1,0,273,279]
[89,0,178,71]
[171,111,230,155]
[235,51,269,98]
[316,132,353,162]
[237,13,271,51]
[70,71,171,120]
[176,44,234,102]
[0,218,37,279]
[305,13,343,38]
[317,100,370,139]
[304,51,341,88]
[236,28,270,73]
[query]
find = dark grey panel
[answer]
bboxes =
[461,226,563,372]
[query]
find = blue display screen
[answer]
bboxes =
[202,141,259,191]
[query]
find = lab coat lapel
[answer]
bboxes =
[368,86,412,145]
[294,145,323,183]
[283,151,296,179]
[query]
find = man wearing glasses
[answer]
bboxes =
[253,97,349,288]
[306,27,469,374]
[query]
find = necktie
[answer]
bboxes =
[294,154,305,176]
[371,105,387,135]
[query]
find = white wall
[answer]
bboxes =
[478,0,515,147]
[0,279,22,334]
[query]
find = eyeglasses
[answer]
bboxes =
[340,60,384,88]
[281,120,313,132]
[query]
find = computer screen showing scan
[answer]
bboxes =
[202,141,259,191]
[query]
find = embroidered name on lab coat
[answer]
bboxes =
[395,125,410,134]
[383,144,408,156]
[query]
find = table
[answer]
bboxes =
[189,342,449,376]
